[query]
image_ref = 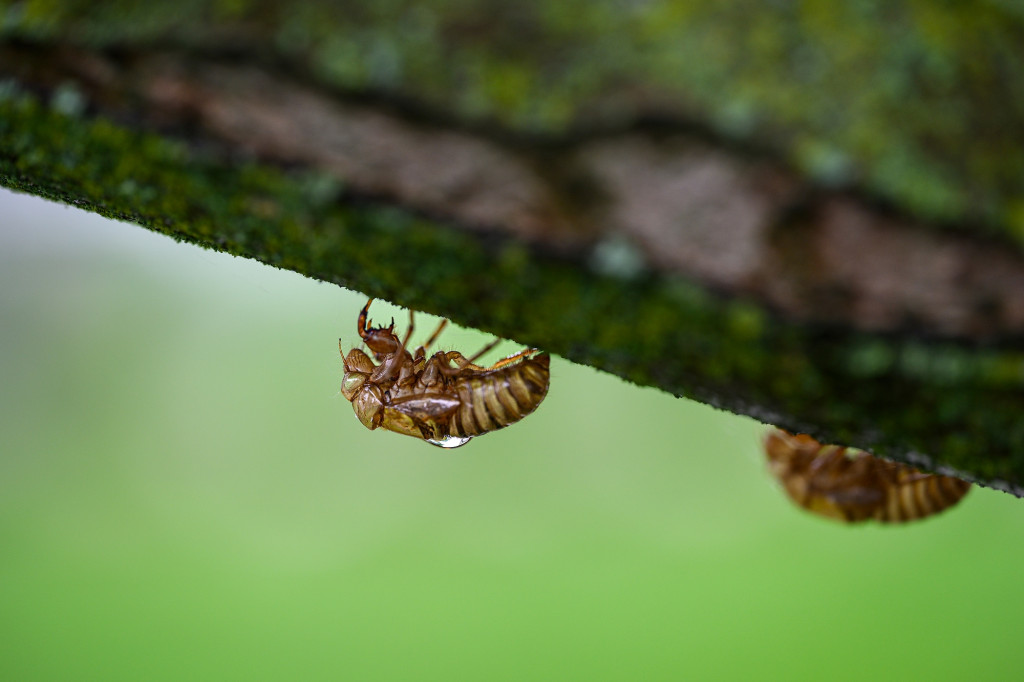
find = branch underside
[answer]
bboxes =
[3,42,1024,495]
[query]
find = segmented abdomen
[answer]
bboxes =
[764,429,970,524]
[450,353,550,437]
[874,466,971,523]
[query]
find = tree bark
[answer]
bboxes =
[3,3,1024,494]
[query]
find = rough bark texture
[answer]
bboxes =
[3,2,1024,494]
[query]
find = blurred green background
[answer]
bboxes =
[1,188,1022,681]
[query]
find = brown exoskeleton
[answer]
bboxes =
[764,429,971,523]
[340,299,550,448]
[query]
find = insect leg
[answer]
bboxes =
[402,310,415,350]
[357,298,374,339]
[485,348,540,370]
[422,319,449,353]
[465,338,502,365]
[441,351,484,371]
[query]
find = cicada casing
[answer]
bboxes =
[764,429,970,523]
[341,300,550,447]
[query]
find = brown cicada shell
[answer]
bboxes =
[764,429,971,524]
[340,299,550,448]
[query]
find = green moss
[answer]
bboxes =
[4,82,1024,491]
[3,0,1024,246]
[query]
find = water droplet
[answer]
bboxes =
[426,435,473,449]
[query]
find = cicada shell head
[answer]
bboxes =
[341,349,376,400]
[353,384,385,430]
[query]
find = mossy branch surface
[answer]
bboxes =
[4,0,1024,241]
[3,2,1024,493]
[3,91,1024,495]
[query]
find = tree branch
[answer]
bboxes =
[3,3,1024,494]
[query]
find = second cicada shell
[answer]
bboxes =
[764,429,971,524]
